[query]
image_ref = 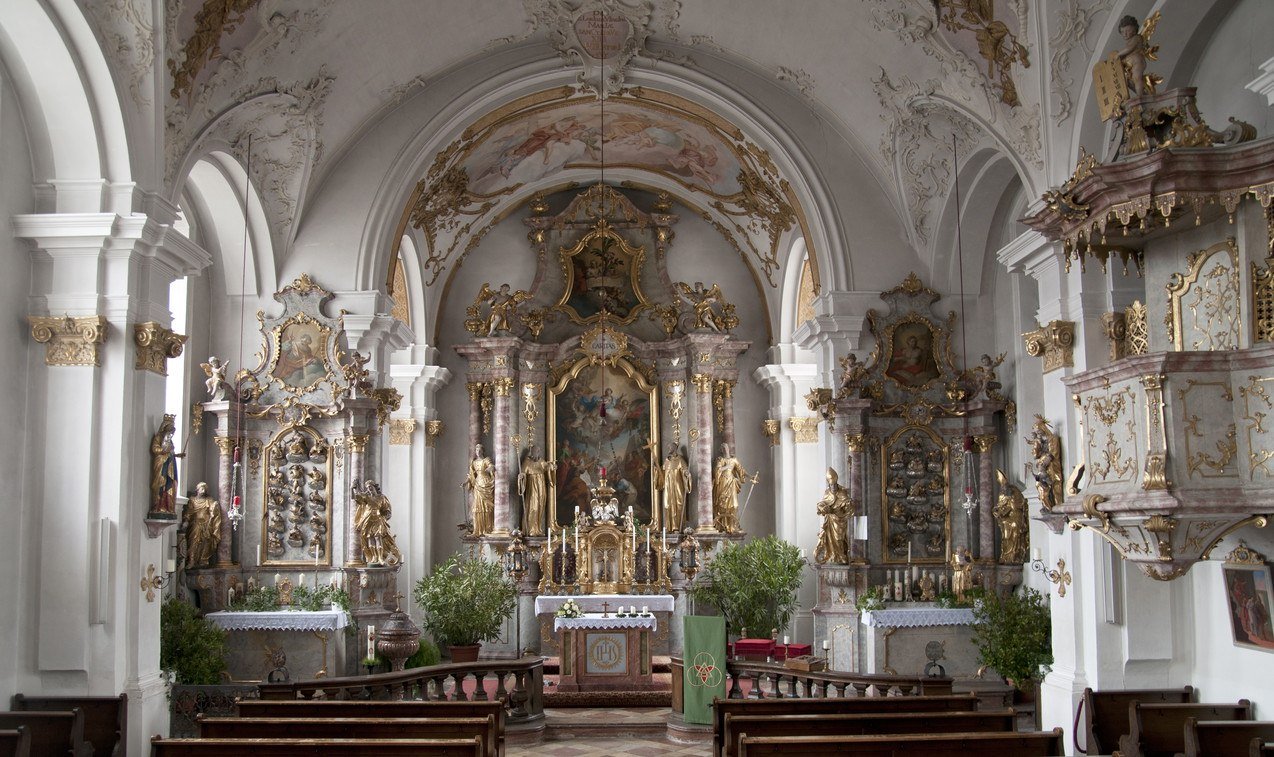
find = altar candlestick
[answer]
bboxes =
[367,625,375,659]
[646,527,650,552]
[822,640,830,651]
[783,635,790,645]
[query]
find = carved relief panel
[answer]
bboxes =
[1167,238,1241,351]
[881,425,950,564]
[1077,381,1141,487]
[262,424,333,566]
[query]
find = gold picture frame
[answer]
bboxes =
[881,314,944,392]
[260,424,333,567]
[267,313,338,395]
[555,218,650,326]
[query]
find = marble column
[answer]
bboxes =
[492,377,514,534]
[213,435,236,566]
[347,434,369,563]
[975,435,997,561]
[717,379,737,451]
[690,373,716,531]
[845,433,866,562]
[466,382,484,453]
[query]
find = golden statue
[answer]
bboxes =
[1026,414,1064,511]
[463,443,496,536]
[351,479,401,566]
[712,443,751,533]
[813,468,853,565]
[467,283,531,336]
[654,444,692,532]
[182,481,222,569]
[517,444,554,537]
[675,281,738,333]
[1114,13,1161,99]
[993,470,1029,564]
[149,414,182,516]
[950,546,973,602]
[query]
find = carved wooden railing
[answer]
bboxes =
[256,656,544,724]
[671,657,953,713]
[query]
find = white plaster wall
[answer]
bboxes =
[1189,0,1274,137]
[0,61,35,704]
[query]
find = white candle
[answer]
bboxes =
[783,635,790,645]
[632,525,636,553]
[642,605,649,614]
[274,573,282,585]
[822,640,830,651]
[367,626,375,659]
[548,528,552,552]
[299,573,305,586]
[228,587,234,606]
[1032,548,1042,562]
[907,543,912,563]
[646,528,650,552]
[662,527,666,544]
[575,529,579,554]
[166,557,177,574]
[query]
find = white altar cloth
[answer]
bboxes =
[554,613,658,632]
[205,610,350,632]
[860,607,975,629]
[535,594,674,615]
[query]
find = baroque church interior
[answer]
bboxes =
[1,1,1273,755]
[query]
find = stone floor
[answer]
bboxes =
[511,707,710,756]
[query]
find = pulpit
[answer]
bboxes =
[554,612,658,692]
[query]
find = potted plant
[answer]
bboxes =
[413,553,516,662]
[690,535,804,637]
[160,597,228,685]
[970,587,1053,691]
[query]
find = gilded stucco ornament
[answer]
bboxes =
[388,419,416,446]
[134,322,187,376]
[761,419,780,446]
[424,419,445,448]
[788,417,820,444]
[1166,238,1241,351]
[466,283,533,337]
[29,315,108,367]
[1023,320,1075,373]
[674,281,739,333]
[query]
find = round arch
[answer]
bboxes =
[182,152,276,297]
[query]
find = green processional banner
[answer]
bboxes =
[682,615,726,725]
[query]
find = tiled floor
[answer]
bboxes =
[513,738,709,756]
[511,707,710,756]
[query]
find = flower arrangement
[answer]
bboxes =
[555,598,583,618]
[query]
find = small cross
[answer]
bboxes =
[600,601,610,617]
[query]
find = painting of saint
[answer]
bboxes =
[272,320,329,390]
[561,231,642,322]
[1223,564,1274,651]
[885,321,940,388]
[553,362,655,527]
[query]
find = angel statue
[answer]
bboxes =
[1113,13,1161,99]
[1026,415,1064,511]
[838,352,869,397]
[200,356,229,401]
[469,283,531,336]
[675,281,737,333]
[341,351,373,398]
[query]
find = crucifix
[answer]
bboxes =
[600,601,611,618]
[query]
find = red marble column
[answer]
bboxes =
[347,433,368,563]
[492,377,514,534]
[691,373,716,531]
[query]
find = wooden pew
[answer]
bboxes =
[1078,685,1193,755]
[0,727,31,757]
[1118,701,1253,757]
[1249,738,1274,757]
[198,716,498,757]
[1182,718,1274,757]
[0,709,92,757]
[721,710,1015,757]
[12,693,126,757]
[150,736,484,755]
[735,728,1065,756]
[712,694,980,757]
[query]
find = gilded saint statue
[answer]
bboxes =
[517,444,554,537]
[1026,415,1064,511]
[182,481,222,569]
[813,468,854,564]
[351,479,401,566]
[654,444,692,532]
[149,414,182,517]
[463,443,496,536]
[950,546,973,602]
[993,470,1029,564]
[468,283,531,336]
[712,443,752,533]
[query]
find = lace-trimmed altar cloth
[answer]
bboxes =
[860,607,975,628]
[535,594,674,615]
[553,613,658,632]
[204,610,350,632]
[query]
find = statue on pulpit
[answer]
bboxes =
[182,481,222,569]
[518,444,555,536]
[654,444,692,532]
[713,443,751,533]
[813,468,853,565]
[464,444,496,536]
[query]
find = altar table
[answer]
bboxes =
[206,610,349,681]
[553,613,660,692]
[858,605,978,678]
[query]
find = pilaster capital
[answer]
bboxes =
[388,419,417,445]
[213,436,237,456]
[133,322,187,375]
[29,315,108,366]
[1023,320,1077,373]
[425,420,445,448]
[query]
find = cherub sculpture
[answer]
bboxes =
[838,353,869,397]
[1113,13,1161,98]
[341,351,373,398]
[468,283,531,336]
[200,356,230,401]
[675,281,734,332]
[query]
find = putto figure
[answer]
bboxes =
[463,443,496,536]
[467,283,531,336]
[200,356,229,401]
[813,468,854,565]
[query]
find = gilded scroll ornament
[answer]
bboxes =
[1025,415,1064,511]
[1178,380,1237,479]
[1101,311,1128,361]
[813,468,854,565]
[664,381,684,442]
[522,383,542,424]
[133,322,188,376]
[1166,238,1241,351]
[690,373,713,393]
[1125,301,1149,356]
[1253,252,1274,344]
[1238,375,1274,477]
[29,315,108,367]
[805,387,835,425]
[1023,320,1075,373]
[1223,541,1267,566]
[993,470,1028,564]
[388,418,417,445]
[937,0,1031,107]
[788,417,820,444]
[1140,373,1171,491]
[761,419,780,446]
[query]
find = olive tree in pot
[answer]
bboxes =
[413,553,516,662]
[690,536,804,637]
[970,587,1053,692]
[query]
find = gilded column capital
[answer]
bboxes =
[1022,320,1076,373]
[133,322,187,375]
[213,436,236,456]
[788,416,820,444]
[762,419,780,446]
[690,373,713,393]
[1100,311,1128,361]
[714,378,736,397]
[492,377,514,396]
[845,432,867,453]
[466,381,487,402]
[972,434,998,453]
[348,434,370,454]
[425,420,445,448]
[388,418,417,445]
[29,314,107,366]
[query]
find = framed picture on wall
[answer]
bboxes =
[1221,549,1274,652]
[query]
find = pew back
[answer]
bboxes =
[1250,737,1274,757]
[0,709,90,757]
[1121,701,1253,757]
[198,716,497,757]
[1081,685,1193,755]
[721,710,1015,757]
[1182,717,1274,757]
[12,693,125,757]
[150,736,484,756]
[0,727,31,757]
[735,728,1065,757]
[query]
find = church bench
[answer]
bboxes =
[0,709,92,757]
[197,715,499,757]
[1079,685,1194,755]
[149,736,485,755]
[712,694,980,757]
[1117,701,1253,757]
[12,692,126,757]
[735,728,1065,756]
[0,727,31,757]
[721,709,1015,757]
[1182,717,1274,757]
[1251,738,1274,757]
[235,699,505,731]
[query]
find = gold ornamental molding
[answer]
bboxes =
[1223,541,1266,565]
[1253,253,1274,344]
[29,315,107,367]
[1100,311,1128,361]
[133,322,188,375]
[788,417,820,444]
[1166,238,1240,351]
[1023,320,1075,374]
[347,434,369,454]
[762,419,780,446]
[388,419,417,446]
[425,419,445,448]
[690,373,714,393]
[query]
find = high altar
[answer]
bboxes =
[454,185,752,658]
